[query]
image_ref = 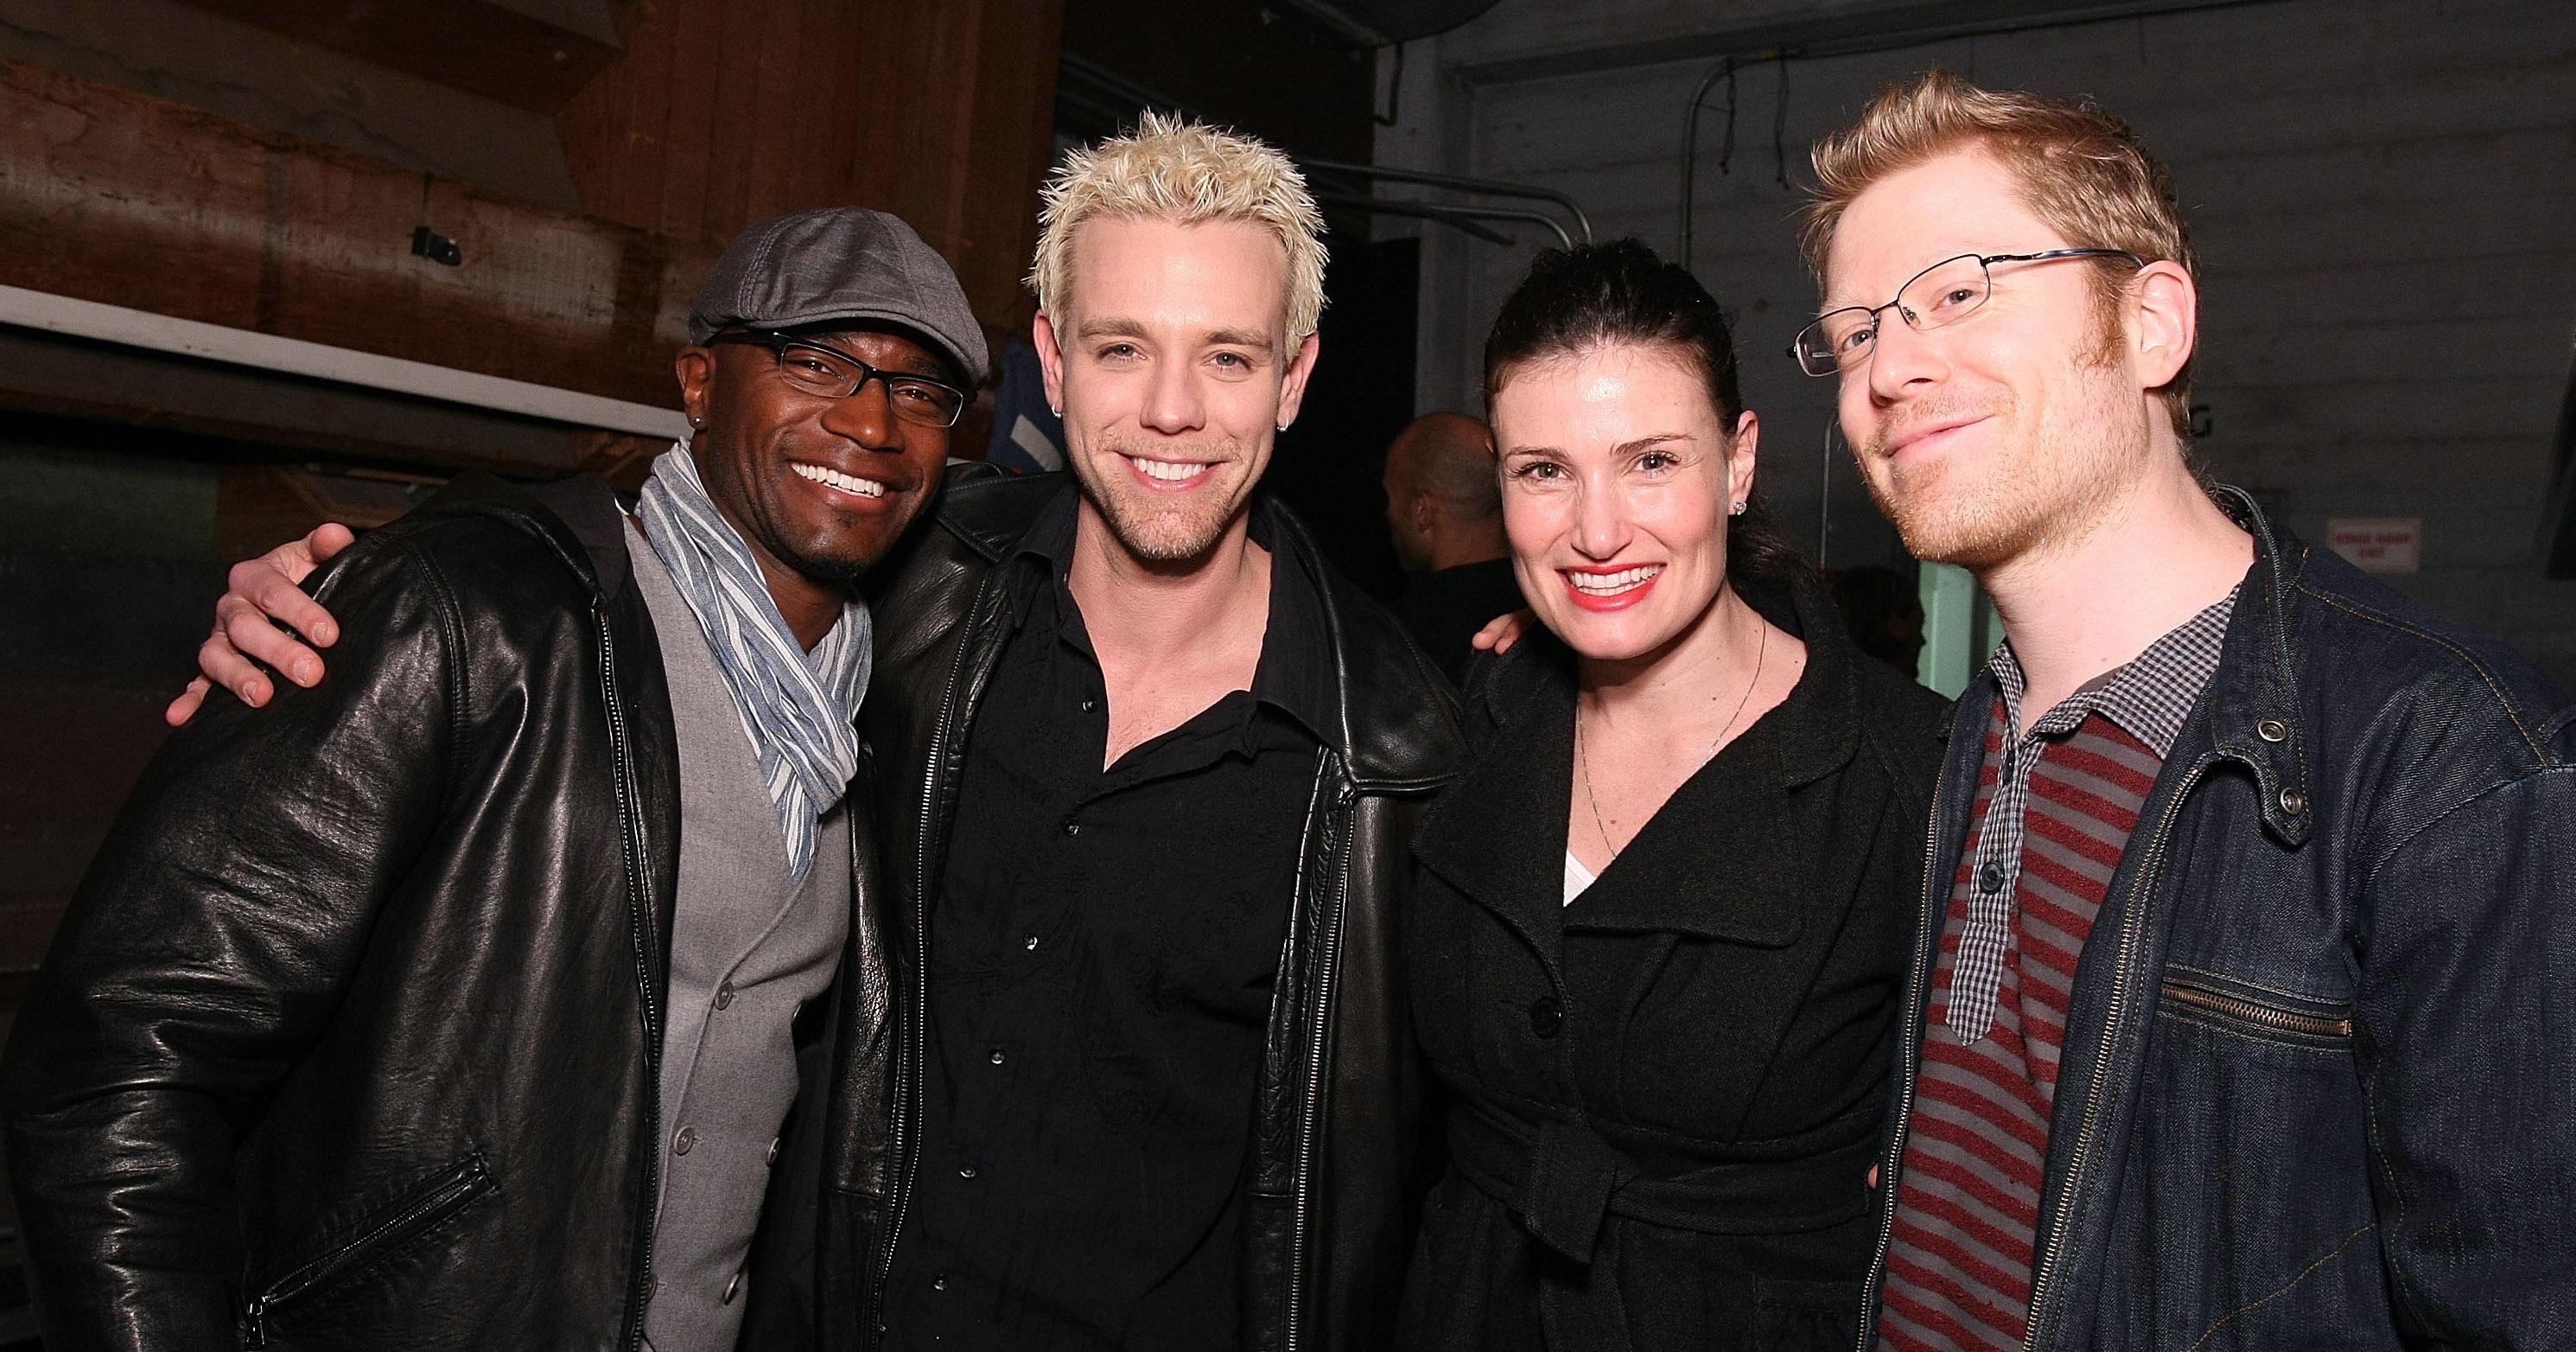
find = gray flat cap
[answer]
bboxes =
[688,207,990,386]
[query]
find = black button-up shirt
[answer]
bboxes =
[881,488,1334,1349]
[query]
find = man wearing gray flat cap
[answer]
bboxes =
[3,206,982,1352]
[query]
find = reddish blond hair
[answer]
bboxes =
[1802,70,2198,438]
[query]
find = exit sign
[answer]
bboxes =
[2327,518,2421,574]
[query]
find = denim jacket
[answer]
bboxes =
[1862,488,2576,1349]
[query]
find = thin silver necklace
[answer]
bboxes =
[1577,621,1768,863]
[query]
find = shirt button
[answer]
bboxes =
[1528,996,1563,1038]
[715,981,735,1010]
[672,1126,698,1156]
[959,1164,978,1179]
[1978,861,2007,893]
[988,1047,1006,1065]
[722,1270,743,1305]
[1080,698,1097,712]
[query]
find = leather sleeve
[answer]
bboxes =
[2354,762,2576,1346]
[1313,792,1435,1352]
[0,533,461,1351]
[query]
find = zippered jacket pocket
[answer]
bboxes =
[241,1151,499,1347]
[2159,967,2354,1048]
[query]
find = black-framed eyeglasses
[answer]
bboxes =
[708,329,971,428]
[1789,248,2147,378]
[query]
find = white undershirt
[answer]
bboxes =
[1562,851,1596,906]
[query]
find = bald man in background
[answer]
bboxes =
[1383,411,1522,686]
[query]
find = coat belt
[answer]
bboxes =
[1447,1096,1880,1351]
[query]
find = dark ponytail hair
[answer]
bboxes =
[1483,239,1806,583]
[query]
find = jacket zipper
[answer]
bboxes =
[599,606,665,1352]
[1282,761,1352,1352]
[2160,979,2352,1038]
[873,575,994,1328]
[241,1156,494,1348]
[2020,758,2212,1350]
[1854,792,1945,1351]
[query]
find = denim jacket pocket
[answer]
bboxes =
[2158,966,2353,1049]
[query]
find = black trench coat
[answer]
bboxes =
[1396,572,1947,1352]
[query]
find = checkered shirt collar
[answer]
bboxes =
[1989,588,2240,760]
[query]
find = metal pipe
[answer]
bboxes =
[1053,53,1592,254]
[1058,52,1201,121]
[1310,193,1555,247]
[1674,0,2274,275]
[1304,159,1593,244]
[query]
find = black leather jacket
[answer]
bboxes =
[0,475,869,1352]
[783,469,1463,1351]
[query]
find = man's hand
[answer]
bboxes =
[1470,608,1537,656]
[165,524,358,726]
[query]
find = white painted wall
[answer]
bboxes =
[1377,0,2576,684]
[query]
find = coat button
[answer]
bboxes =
[722,1270,743,1305]
[715,981,735,1010]
[988,1048,1006,1065]
[2256,717,2288,743]
[958,1164,978,1179]
[672,1126,698,1156]
[1528,996,1563,1038]
[1023,934,1040,952]
[2279,786,2309,816]
[765,1137,780,1166]
[932,1275,949,1291]
[1062,819,1080,838]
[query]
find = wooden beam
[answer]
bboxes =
[166,0,623,115]
[0,328,667,483]
[0,58,714,411]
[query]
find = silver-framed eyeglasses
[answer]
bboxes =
[708,329,972,427]
[1789,248,2146,378]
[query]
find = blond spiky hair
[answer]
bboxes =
[1029,112,1329,342]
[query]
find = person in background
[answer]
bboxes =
[1829,564,1927,676]
[1384,411,1523,685]
[1795,70,2576,1348]
[1398,239,1946,1352]
[2,207,983,1352]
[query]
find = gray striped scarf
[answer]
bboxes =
[634,445,869,882]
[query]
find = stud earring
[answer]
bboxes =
[1729,501,1747,516]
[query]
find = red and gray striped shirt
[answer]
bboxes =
[1877,592,2236,1351]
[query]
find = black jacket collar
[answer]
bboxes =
[1940,484,2318,847]
[415,469,636,606]
[997,478,1339,745]
[933,467,1461,789]
[1413,568,1865,947]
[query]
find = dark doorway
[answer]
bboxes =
[1266,235,1419,601]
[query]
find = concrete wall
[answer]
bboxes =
[1377,0,2576,686]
